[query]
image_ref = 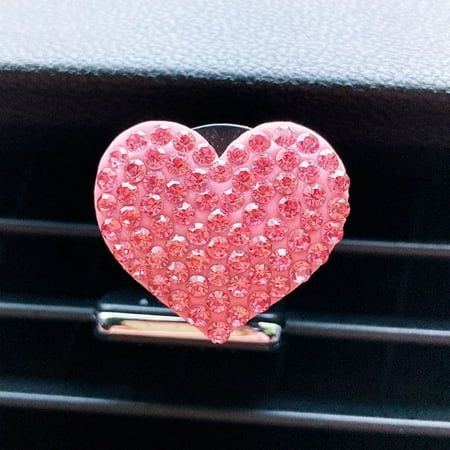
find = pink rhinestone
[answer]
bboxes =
[119,205,141,228]
[227,143,250,165]
[296,132,319,154]
[166,155,189,176]
[209,264,229,287]
[300,209,324,231]
[279,196,301,219]
[317,149,339,171]
[248,291,271,314]
[146,246,169,269]
[274,172,297,195]
[227,305,250,326]
[167,261,189,284]
[207,291,230,313]
[127,258,149,282]
[126,131,147,151]
[125,159,146,182]
[152,214,174,239]
[209,160,232,183]
[143,172,166,193]
[207,208,230,233]
[187,223,210,245]
[168,290,189,312]
[185,168,209,192]
[149,273,170,297]
[244,202,265,226]
[249,235,272,258]
[116,182,138,203]
[269,248,292,271]
[276,148,300,171]
[307,243,329,267]
[227,223,250,246]
[291,260,312,284]
[113,242,134,264]
[97,168,117,192]
[130,227,153,251]
[193,144,216,166]
[140,193,162,216]
[287,229,311,252]
[273,126,296,147]
[109,147,128,168]
[187,275,209,297]
[194,190,219,212]
[298,160,320,184]
[228,275,251,298]
[228,250,251,273]
[221,189,244,212]
[321,221,344,245]
[303,183,326,208]
[269,275,290,298]
[150,124,172,145]
[248,131,271,152]
[97,193,117,215]
[265,217,288,241]
[252,154,275,176]
[186,249,210,271]
[328,197,350,222]
[173,131,196,153]
[251,263,271,286]
[144,147,167,170]
[252,182,275,204]
[328,170,350,193]
[165,180,187,204]
[187,305,210,326]
[207,237,230,259]
[174,202,195,225]
[207,321,231,344]
[100,218,121,241]
[167,235,189,258]
[232,168,255,192]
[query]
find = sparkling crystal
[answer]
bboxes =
[101,218,121,241]
[143,172,166,193]
[209,160,232,182]
[207,237,230,259]
[168,289,189,312]
[127,258,149,282]
[273,126,296,147]
[167,261,189,284]
[307,243,329,267]
[113,242,134,263]
[150,124,172,145]
[252,182,275,204]
[328,197,350,222]
[248,291,271,314]
[269,248,292,271]
[227,223,250,246]
[185,168,208,192]
[300,209,324,231]
[116,182,138,203]
[152,214,174,239]
[186,249,210,271]
[265,217,288,241]
[149,273,170,297]
[97,168,117,192]
[303,183,326,208]
[140,193,162,216]
[166,155,189,176]
[269,275,290,298]
[193,144,216,166]
[187,223,210,245]
[249,235,272,258]
[274,172,297,195]
[125,159,146,182]
[126,131,147,151]
[207,321,231,344]
[209,264,229,287]
[165,180,187,203]
[187,305,210,327]
[252,154,275,176]
[228,275,251,298]
[290,260,312,284]
[97,193,117,215]
[187,275,209,297]
[248,131,271,152]
[296,132,319,153]
[227,305,249,327]
[173,131,196,153]
[276,148,300,171]
[227,143,250,165]
[228,250,251,273]
[119,205,141,228]
[317,149,339,171]
[287,229,310,252]
[145,246,169,269]
[207,208,230,233]
[244,202,265,226]
[221,189,244,212]
[195,190,219,212]
[144,147,167,170]
[174,202,195,225]
[328,170,350,193]
[279,196,301,219]
[167,234,189,258]
[109,147,128,168]
[298,160,320,184]
[130,226,153,250]
[321,221,344,245]
[251,263,271,286]
[232,168,255,192]
[207,291,230,313]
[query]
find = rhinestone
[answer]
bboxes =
[125,159,146,182]
[307,243,329,267]
[228,276,251,298]
[149,273,170,297]
[248,291,271,314]
[126,131,147,151]
[113,242,134,264]
[252,182,275,204]
[228,250,251,273]
[144,147,167,170]
[227,143,250,165]
[251,263,271,286]
[143,172,166,193]
[140,193,162,216]
[195,190,219,212]
[130,227,153,251]
[298,160,320,184]
[209,264,229,287]
[227,223,250,246]
[187,305,210,327]
[168,290,189,312]
[322,221,344,245]
[207,208,230,233]
[174,202,195,225]
[244,202,265,226]
[248,131,271,152]
[265,217,288,241]
[300,209,323,231]
[291,260,312,284]
[187,275,209,297]
[100,218,121,241]
[109,147,128,168]
[173,131,196,153]
[146,246,169,269]
[221,189,244,212]
[207,321,231,344]
[167,235,189,258]
[127,258,149,282]
[209,160,232,182]
[328,170,350,193]
[185,168,208,192]
[328,197,350,222]
[232,168,255,192]
[303,183,326,208]
[269,275,290,298]
[276,148,300,171]
[273,126,296,147]
[97,193,117,215]
[166,155,189,176]
[207,237,230,259]
[279,196,301,218]
[269,248,292,271]
[97,168,117,192]
[167,261,189,284]
[119,205,141,228]
[227,305,249,327]
[287,229,310,252]
[187,223,210,245]
[252,153,275,176]
[186,249,210,271]
[296,132,319,154]
[317,149,339,171]
[249,235,272,258]
[152,214,174,239]
[207,291,230,313]
[274,172,297,195]
[150,124,172,145]
[165,180,187,204]
[116,182,138,203]
[193,144,216,166]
